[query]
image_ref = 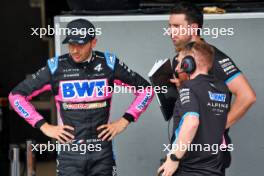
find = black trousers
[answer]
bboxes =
[56,143,117,176]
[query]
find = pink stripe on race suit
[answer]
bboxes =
[114,80,154,121]
[222,135,227,148]
[55,99,63,126]
[26,84,52,100]
[114,80,137,93]
[8,93,44,127]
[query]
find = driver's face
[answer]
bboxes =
[68,39,97,63]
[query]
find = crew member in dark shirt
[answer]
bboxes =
[158,41,231,176]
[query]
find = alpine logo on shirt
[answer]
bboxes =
[207,91,229,115]
[60,79,107,99]
[208,91,226,102]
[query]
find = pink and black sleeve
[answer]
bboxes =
[8,66,52,128]
[112,56,154,122]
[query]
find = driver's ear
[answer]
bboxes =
[191,23,199,28]
[91,38,97,48]
[190,23,199,35]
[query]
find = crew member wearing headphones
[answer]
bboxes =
[158,41,231,176]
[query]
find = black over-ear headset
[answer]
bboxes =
[180,55,196,74]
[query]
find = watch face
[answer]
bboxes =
[170,154,179,161]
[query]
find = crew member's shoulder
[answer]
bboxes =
[179,77,208,96]
[212,78,230,93]
[210,45,231,62]
[181,79,200,89]
[178,81,195,95]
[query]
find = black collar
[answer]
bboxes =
[68,51,96,67]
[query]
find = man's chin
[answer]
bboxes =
[172,41,182,50]
[174,45,182,52]
[72,57,84,63]
[70,54,82,62]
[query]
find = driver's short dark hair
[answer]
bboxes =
[171,1,203,29]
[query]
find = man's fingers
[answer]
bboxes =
[170,78,180,83]
[108,133,116,141]
[59,134,71,143]
[97,125,107,131]
[170,79,176,83]
[98,128,109,138]
[57,137,66,144]
[101,131,111,141]
[157,165,164,174]
[63,125,74,131]
[162,169,167,176]
[62,130,75,139]
[108,132,116,141]
[59,134,70,143]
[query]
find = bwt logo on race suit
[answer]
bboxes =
[61,79,107,99]
[208,91,226,102]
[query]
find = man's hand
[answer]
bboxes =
[40,123,75,143]
[97,117,130,141]
[157,155,179,176]
[170,71,190,88]
[170,78,181,88]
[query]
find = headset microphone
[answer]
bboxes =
[175,70,185,78]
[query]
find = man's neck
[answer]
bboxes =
[191,35,202,43]
[82,52,93,63]
[175,36,202,52]
[190,70,208,80]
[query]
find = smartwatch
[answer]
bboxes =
[170,154,181,162]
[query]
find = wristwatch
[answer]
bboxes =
[170,154,181,162]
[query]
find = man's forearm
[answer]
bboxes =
[170,116,199,158]
[8,93,45,128]
[226,74,256,129]
[226,92,256,129]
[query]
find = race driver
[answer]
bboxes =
[9,19,154,176]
